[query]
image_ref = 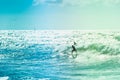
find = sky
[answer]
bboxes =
[0,0,120,30]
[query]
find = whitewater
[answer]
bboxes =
[0,30,120,80]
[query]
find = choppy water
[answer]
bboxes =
[0,30,120,80]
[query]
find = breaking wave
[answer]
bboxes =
[0,30,120,80]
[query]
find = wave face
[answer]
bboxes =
[0,30,120,80]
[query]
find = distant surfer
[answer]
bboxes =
[71,42,77,58]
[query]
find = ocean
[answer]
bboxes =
[0,30,120,80]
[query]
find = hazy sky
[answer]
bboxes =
[0,0,120,29]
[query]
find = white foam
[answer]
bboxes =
[39,78,50,80]
[0,76,9,80]
[74,51,114,65]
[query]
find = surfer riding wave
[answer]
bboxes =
[71,42,77,58]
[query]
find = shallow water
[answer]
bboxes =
[0,30,120,80]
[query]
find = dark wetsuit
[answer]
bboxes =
[71,44,77,58]
[72,45,77,53]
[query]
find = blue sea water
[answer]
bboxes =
[0,30,120,80]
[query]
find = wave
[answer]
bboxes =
[115,36,120,41]
[77,43,120,55]
[0,30,120,80]
[0,30,120,59]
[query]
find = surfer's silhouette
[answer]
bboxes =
[71,42,77,58]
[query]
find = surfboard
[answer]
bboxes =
[72,51,77,58]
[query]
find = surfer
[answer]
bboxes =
[71,42,77,58]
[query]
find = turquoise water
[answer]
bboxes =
[0,30,120,80]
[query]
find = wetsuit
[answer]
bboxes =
[71,45,77,58]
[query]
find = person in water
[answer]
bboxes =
[71,42,77,58]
